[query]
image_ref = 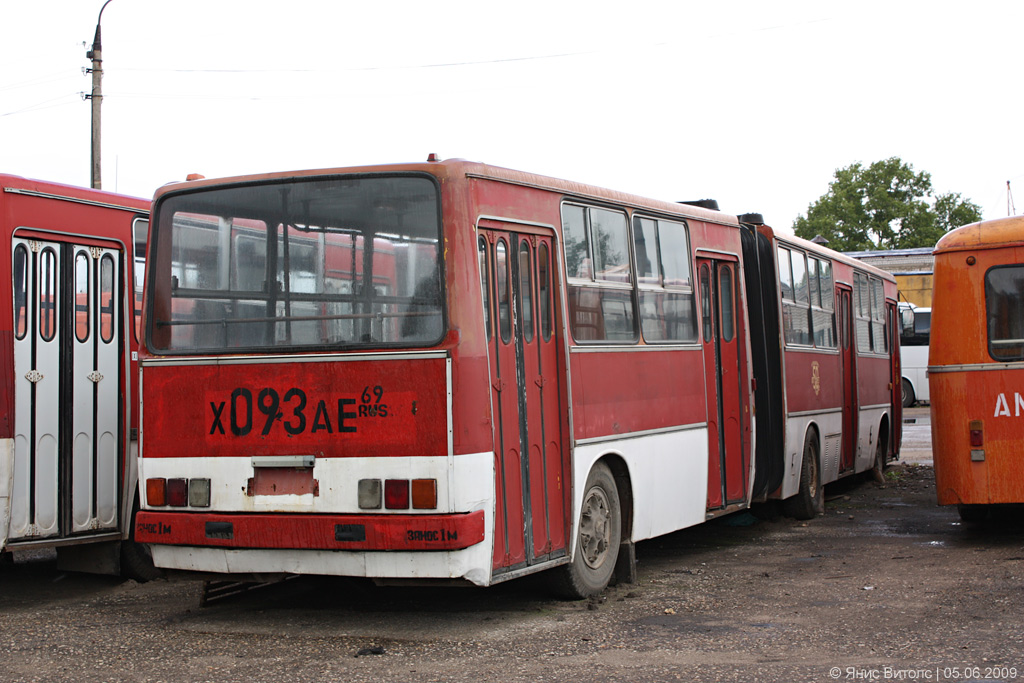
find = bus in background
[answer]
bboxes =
[930,215,1024,521]
[740,217,901,518]
[898,303,930,407]
[0,174,155,579]
[133,158,899,596]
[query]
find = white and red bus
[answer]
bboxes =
[930,215,1024,521]
[133,159,898,595]
[0,174,154,578]
[739,218,901,517]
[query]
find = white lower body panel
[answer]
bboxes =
[572,426,709,546]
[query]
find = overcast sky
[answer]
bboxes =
[3,1,1022,232]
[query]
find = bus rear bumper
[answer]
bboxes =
[135,510,485,551]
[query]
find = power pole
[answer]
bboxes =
[1009,180,1016,217]
[86,0,114,190]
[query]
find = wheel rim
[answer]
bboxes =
[579,485,612,570]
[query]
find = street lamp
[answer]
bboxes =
[86,0,114,190]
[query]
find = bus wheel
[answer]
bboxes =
[783,436,823,520]
[957,504,990,523]
[872,430,888,484]
[121,495,163,583]
[550,462,621,599]
[901,379,915,408]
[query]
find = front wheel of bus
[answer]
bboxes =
[551,462,621,599]
[783,436,823,520]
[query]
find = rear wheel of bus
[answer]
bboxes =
[957,504,990,523]
[784,433,823,520]
[120,494,162,582]
[551,462,621,599]
[901,379,915,408]
[872,422,889,484]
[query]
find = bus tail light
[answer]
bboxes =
[189,479,211,507]
[146,477,210,507]
[358,479,382,509]
[412,479,437,509]
[385,479,410,509]
[167,478,188,506]
[146,478,167,507]
[969,420,985,461]
[361,478,439,510]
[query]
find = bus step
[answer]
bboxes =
[199,577,294,607]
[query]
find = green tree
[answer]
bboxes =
[793,157,982,251]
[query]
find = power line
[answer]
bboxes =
[0,70,81,93]
[0,94,80,118]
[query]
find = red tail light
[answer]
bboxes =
[969,420,984,448]
[167,478,188,507]
[384,479,410,509]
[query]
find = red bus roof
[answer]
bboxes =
[0,173,149,213]
[152,158,740,227]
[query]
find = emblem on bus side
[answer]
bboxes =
[811,361,821,397]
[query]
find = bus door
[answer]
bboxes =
[698,257,747,509]
[479,226,566,571]
[888,302,902,457]
[837,284,857,472]
[11,237,123,542]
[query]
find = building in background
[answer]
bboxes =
[845,247,934,307]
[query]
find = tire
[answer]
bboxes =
[120,495,163,582]
[872,428,888,484]
[550,462,621,599]
[901,379,915,408]
[957,504,990,523]
[783,435,824,520]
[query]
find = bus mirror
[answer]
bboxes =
[901,308,914,336]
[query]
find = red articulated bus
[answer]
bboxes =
[930,215,1024,521]
[134,158,899,596]
[0,174,155,578]
[739,219,901,517]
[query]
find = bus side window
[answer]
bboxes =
[519,240,534,343]
[700,264,712,342]
[13,244,28,339]
[75,252,90,342]
[39,247,57,342]
[563,204,637,342]
[100,254,115,343]
[478,236,492,342]
[538,242,552,342]
[986,265,1024,361]
[496,239,511,344]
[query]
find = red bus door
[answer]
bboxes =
[11,237,123,542]
[479,226,566,571]
[837,285,857,472]
[699,258,747,510]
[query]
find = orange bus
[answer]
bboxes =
[930,215,1024,521]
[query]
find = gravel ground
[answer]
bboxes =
[2,463,1022,683]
